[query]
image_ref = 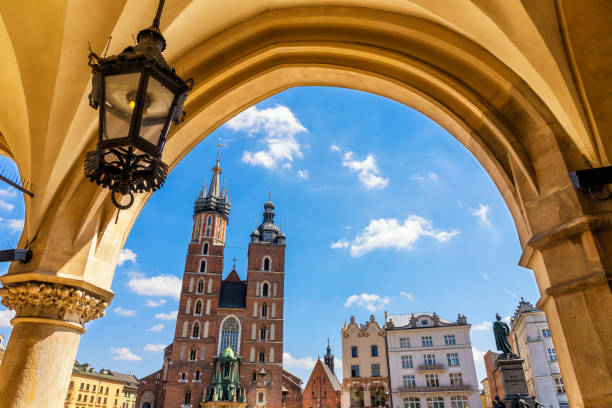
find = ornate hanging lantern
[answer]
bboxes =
[85,0,193,209]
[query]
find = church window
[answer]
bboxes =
[263,257,271,271]
[350,387,364,407]
[180,372,186,381]
[259,351,265,362]
[195,371,200,381]
[189,349,197,361]
[252,371,257,383]
[261,303,268,318]
[194,300,202,315]
[199,260,206,273]
[203,243,208,255]
[219,317,240,353]
[426,396,444,408]
[260,327,267,341]
[207,216,212,225]
[197,279,204,294]
[450,396,468,408]
[371,345,378,356]
[262,283,269,297]
[205,228,211,237]
[184,389,191,404]
[192,322,200,338]
[258,393,264,403]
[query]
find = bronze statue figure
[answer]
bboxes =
[493,313,513,354]
[492,395,505,408]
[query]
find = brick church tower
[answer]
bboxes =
[136,150,288,408]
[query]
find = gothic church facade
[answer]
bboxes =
[136,153,288,408]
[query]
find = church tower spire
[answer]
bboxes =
[194,143,230,218]
[324,338,334,373]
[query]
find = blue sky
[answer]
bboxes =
[0,86,539,384]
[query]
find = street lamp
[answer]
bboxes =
[85,0,192,209]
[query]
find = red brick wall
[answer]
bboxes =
[283,370,303,408]
[303,361,341,408]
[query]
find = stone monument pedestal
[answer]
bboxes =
[494,354,540,408]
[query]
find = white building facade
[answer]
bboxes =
[385,312,480,408]
[509,299,569,408]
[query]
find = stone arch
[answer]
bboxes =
[0,4,610,407]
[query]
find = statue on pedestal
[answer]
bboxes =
[510,394,529,408]
[493,313,513,354]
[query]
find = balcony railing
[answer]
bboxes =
[394,385,472,393]
[417,363,445,371]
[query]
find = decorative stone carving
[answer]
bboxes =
[0,282,108,325]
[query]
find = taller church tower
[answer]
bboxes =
[137,149,289,408]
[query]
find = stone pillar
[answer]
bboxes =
[0,282,108,408]
[522,218,612,408]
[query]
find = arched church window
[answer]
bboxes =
[205,227,210,237]
[203,243,208,255]
[199,260,206,273]
[197,279,204,294]
[194,300,202,315]
[252,371,257,383]
[180,372,186,380]
[195,371,200,381]
[259,351,265,362]
[192,322,200,338]
[207,216,212,225]
[263,257,271,271]
[261,303,268,318]
[219,317,240,353]
[262,283,269,297]
[184,389,191,404]
[260,327,267,341]
[189,349,197,361]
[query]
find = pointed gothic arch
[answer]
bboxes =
[202,242,209,255]
[199,259,207,273]
[217,315,241,355]
[194,299,203,315]
[262,256,271,271]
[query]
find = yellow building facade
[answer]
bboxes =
[65,362,125,408]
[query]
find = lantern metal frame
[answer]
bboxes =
[85,0,193,209]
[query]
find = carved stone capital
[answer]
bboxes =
[0,281,108,326]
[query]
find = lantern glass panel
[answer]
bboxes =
[103,72,142,140]
[139,76,175,146]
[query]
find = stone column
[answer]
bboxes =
[0,282,108,408]
[522,218,612,408]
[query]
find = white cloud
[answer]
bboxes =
[410,172,439,183]
[342,151,389,190]
[330,239,349,249]
[0,199,14,212]
[110,347,142,361]
[0,189,17,199]
[145,299,167,307]
[471,203,491,226]
[342,216,459,257]
[344,225,352,230]
[2,218,24,234]
[504,288,519,299]
[128,273,181,299]
[330,145,341,152]
[114,307,135,316]
[226,105,307,170]
[400,291,415,301]
[0,309,15,327]
[118,248,137,266]
[155,310,178,321]
[297,170,309,180]
[283,352,316,371]
[481,272,489,280]
[146,324,165,332]
[344,293,390,312]
[144,344,167,352]
[472,321,492,331]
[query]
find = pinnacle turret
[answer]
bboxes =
[194,144,230,217]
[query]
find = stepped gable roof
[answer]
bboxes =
[320,359,341,392]
[219,271,246,309]
[385,312,466,330]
